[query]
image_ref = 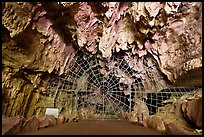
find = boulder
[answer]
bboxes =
[147,115,166,133]
[57,114,65,125]
[165,122,198,135]
[128,98,149,127]
[21,115,39,134]
[38,116,50,129]
[2,115,25,135]
[182,98,202,128]
[46,115,57,127]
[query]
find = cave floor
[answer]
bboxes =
[20,120,162,135]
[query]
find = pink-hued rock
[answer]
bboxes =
[73,2,101,54]
[38,116,50,129]
[2,115,25,135]
[147,2,202,82]
[165,122,196,135]
[46,115,57,127]
[21,115,58,134]
[182,98,202,128]
[21,115,39,134]
[57,114,65,125]
[2,2,202,125]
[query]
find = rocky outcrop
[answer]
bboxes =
[57,114,65,125]
[2,2,34,38]
[182,98,202,128]
[128,99,149,127]
[2,2,202,134]
[2,2,76,118]
[20,115,58,134]
[58,2,202,83]
[2,114,68,135]
[2,115,25,135]
[148,2,202,82]
[165,122,196,135]
[147,115,166,133]
[146,89,202,135]
[46,115,57,127]
[38,116,50,128]
[2,2,76,74]
[128,88,202,135]
[21,115,40,133]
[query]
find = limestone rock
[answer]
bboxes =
[21,115,58,134]
[150,88,202,135]
[57,114,65,125]
[46,115,57,127]
[2,115,25,135]
[38,116,50,129]
[21,115,39,134]
[165,122,197,135]
[128,99,149,127]
[147,115,166,133]
[182,98,202,128]
[2,2,202,129]
[2,2,76,118]
[2,2,36,38]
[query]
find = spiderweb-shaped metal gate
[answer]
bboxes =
[47,53,200,120]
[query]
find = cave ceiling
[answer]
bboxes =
[2,2,202,118]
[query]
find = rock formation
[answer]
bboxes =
[2,2,202,135]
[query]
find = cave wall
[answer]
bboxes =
[2,2,202,118]
[2,2,76,118]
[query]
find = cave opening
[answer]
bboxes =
[46,51,201,120]
[2,2,202,135]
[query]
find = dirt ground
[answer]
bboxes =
[21,120,163,135]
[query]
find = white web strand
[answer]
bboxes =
[46,54,199,120]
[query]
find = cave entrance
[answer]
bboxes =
[46,53,200,121]
[47,54,137,120]
[48,75,134,120]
